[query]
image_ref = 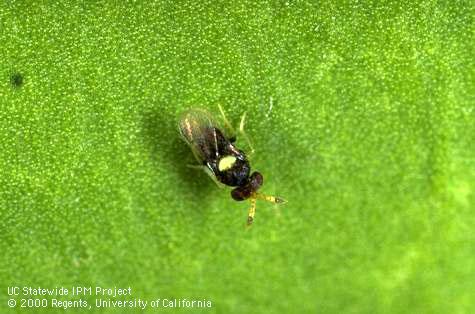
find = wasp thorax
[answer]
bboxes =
[218,155,237,171]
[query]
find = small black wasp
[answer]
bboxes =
[178,105,285,225]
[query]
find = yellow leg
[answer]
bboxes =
[247,197,257,226]
[218,105,255,154]
[218,104,236,139]
[239,112,255,155]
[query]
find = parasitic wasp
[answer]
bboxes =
[178,105,285,226]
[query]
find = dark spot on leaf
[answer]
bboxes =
[10,72,24,88]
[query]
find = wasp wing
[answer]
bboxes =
[178,108,221,165]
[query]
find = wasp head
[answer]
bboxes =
[230,171,263,201]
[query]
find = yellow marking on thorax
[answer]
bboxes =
[218,155,237,171]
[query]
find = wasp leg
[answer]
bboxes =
[186,164,204,169]
[218,104,237,141]
[239,112,255,156]
[186,164,225,188]
[218,104,254,152]
[246,197,257,226]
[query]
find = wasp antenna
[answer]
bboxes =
[255,193,287,204]
[246,197,257,226]
[274,196,287,204]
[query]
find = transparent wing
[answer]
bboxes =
[178,108,220,164]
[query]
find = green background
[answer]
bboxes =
[1,1,473,313]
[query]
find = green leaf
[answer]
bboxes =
[1,1,473,313]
